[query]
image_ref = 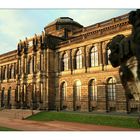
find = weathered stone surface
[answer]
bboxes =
[0,13,138,113]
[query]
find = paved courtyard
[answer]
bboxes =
[0,109,139,131]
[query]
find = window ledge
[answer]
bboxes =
[60,70,71,76]
[87,66,102,72]
[73,68,85,74]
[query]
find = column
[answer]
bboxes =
[24,56,27,74]
[57,52,61,74]
[84,46,87,73]
[71,49,75,73]
[21,54,24,77]
[97,42,103,71]
[43,50,45,72]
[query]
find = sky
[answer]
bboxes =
[0,9,135,55]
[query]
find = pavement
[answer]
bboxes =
[0,117,139,131]
[0,109,139,131]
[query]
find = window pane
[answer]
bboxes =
[76,50,82,69]
[89,79,97,101]
[63,53,68,71]
[90,47,98,67]
[107,78,116,101]
[74,81,81,100]
[61,82,67,100]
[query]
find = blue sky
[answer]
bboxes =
[0,9,135,54]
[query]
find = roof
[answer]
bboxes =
[44,17,83,28]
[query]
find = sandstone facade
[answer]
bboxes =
[0,14,139,113]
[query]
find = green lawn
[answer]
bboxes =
[26,111,140,129]
[0,126,18,131]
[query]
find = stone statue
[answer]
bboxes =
[107,9,140,101]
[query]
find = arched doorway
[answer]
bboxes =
[73,80,81,111]
[88,79,97,111]
[60,82,67,110]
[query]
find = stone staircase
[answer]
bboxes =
[0,109,40,119]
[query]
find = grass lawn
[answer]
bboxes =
[26,111,140,129]
[0,126,18,131]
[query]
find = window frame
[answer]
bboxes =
[107,77,116,101]
[90,46,99,67]
[89,79,97,101]
[76,49,82,69]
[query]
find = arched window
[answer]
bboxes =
[88,79,97,101]
[7,87,11,107]
[107,77,116,101]
[32,84,36,102]
[24,57,27,74]
[73,80,81,101]
[40,83,43,102]
[23,85,27,102]
[11,65,14,79]
[0,67,1,81]
[15,85,20,102]
[106,47,111,65]
[1,88,5,107]
[60,82,67,100]
[62,53,69,71]
[90,46,98,67]
[76,49,82,69]
[3,67,7,80]
[18,59,21,75]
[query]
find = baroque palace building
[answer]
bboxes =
[0,13,139,113]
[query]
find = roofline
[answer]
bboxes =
[0,49,17,57]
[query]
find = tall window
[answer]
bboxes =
[23,85,27,102]
[107,77,116,101]
[24,57,27,74]
[73,80,81,101]
[62,53,69,71]
[106,47,111,65]
[1,88,5,107]
[33,55,36,73]
[11,65,14,79]
[7,87,11,106]
[16,85,20,102]
[61,82,67,100]
[90,46,98,67]
[40,83,43,102]
[4,67,7,80]
[40,53,44,71]
[0,67,1,81]
[18,59,21,75]
[76,49,82,69]
[88,79,97,101]
[32,84,36,102]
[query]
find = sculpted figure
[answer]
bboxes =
[108,9,140,102]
